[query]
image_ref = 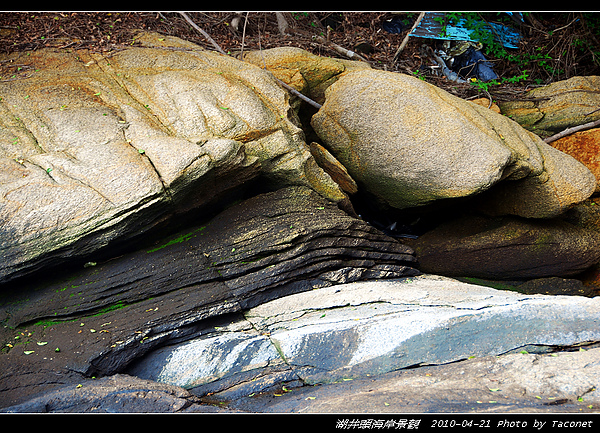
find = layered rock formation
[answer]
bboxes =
[4,276,599,413]
[128,276,600,396]
[1,35,599,413]
[0,186,418,408]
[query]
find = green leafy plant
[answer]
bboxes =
[433,13,564,87]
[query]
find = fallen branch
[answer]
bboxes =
[544,118,600,143]
[393,12,425,64]
[178,12,227,55]
[275,78,322,109]
[178,12,322,110]
[312,35,368,62]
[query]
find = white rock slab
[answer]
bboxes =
[130,275,600,390]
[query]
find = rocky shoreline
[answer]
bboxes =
[1,31,599,413]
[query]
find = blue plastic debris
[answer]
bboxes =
[452,46,498,81]
[409,12,522,49]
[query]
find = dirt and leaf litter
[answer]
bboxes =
[1,12,598,96]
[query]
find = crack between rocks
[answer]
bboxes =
[242,314,308,387]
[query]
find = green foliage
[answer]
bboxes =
[146,226,206,253]
[469,69,531,92]
[291,12,318,28]
[433,12,594,86]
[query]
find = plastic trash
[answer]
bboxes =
[409,12,522,49]
[407,13,520,82]
[451,46,498,81]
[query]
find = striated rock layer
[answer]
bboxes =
[0,186,418,408]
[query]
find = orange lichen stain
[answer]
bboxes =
[550,128,600,189]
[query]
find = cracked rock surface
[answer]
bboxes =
[0,32,345,284]
[126,275,600,411]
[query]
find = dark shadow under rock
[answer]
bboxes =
[0,185,418,409]
[514,276,598,297]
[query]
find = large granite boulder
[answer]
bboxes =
[499,75,600,138]
[242,46,370,105]
[0,32,346,284]
[311,69,596,218]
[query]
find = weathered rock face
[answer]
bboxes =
[126,275,600,402]
[499,75,600,138]
[0,32,346,284]
[406,213,600,280]
[242,46,370,105]
[0,185,418,408]
[549,128,600,192]
[311,69,596,218]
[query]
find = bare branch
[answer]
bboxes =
[240,12,249,59]
[275,78,322,109]
[178,12,322,110]
[178,12,227,55]
[544,118,600,144]
[393,12,425,64]
[312,35,368,62]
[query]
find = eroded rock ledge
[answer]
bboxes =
[0,186,418,408]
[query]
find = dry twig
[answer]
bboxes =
[544,118,600,143]
[178,12,226,55]
[312,35,368,62]
[393,12,425,64]
[179,12,322,109]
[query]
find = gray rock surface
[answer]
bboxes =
[4,347,599,414]
[127,275,600,404]
[0,374,212,413]
[226,346,600,414]
[4,275,599,414]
